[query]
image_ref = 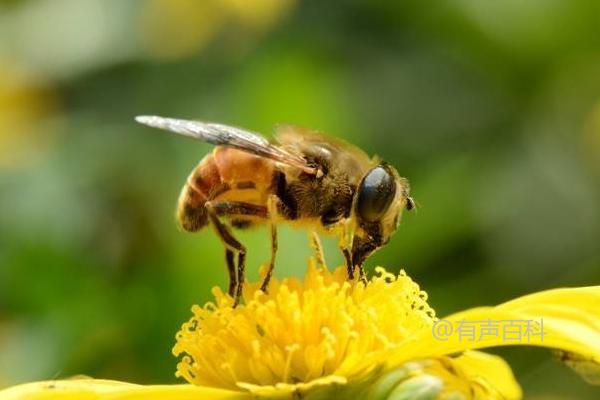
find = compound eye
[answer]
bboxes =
[356,165,397,222]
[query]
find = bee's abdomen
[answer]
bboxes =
[177,153,221,232]
[177,147,275,232]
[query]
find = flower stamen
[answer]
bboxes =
[173,259,435,392]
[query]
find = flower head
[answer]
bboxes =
[172,261,436,394]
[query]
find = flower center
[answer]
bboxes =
[172,260,435,391]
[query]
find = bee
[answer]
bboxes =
[136,116,415,305]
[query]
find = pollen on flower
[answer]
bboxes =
[172,260,436,392]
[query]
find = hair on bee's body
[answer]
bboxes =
[136,116,414,306]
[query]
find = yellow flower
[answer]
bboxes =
[172,263,434,392]
[1,260,599,399]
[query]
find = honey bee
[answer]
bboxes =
[136,116,414,305]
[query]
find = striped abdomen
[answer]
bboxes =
[177,146,276,231]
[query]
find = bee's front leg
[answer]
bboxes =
[351,236,378,285]
[339,219,357,281]
[357,263,367,284]
[342,248,354,280]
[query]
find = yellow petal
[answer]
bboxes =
[237,374,347,398]
[0,379,251,400]
[388,286,600,372]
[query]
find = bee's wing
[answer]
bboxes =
[135,116,318,175]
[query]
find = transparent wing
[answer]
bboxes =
[135,116,318,175]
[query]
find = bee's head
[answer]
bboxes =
[351,162,413,266]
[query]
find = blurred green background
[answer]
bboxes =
[1,0,599,398]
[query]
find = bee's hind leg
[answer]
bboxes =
[225,249,236,296]
[260,195,279,293]
[206,201,267,307]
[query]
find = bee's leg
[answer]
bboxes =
[235,252,247,307]
[206,201,268,305]
[260,195,278,292]
[342,248,354,280]
[225,249,236,296]
[309,231,326,268]
[340,219,356,280]
[357,264,367,284]
[210,202,268,218]
[206,202,252,307]
[351,237,377,285]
